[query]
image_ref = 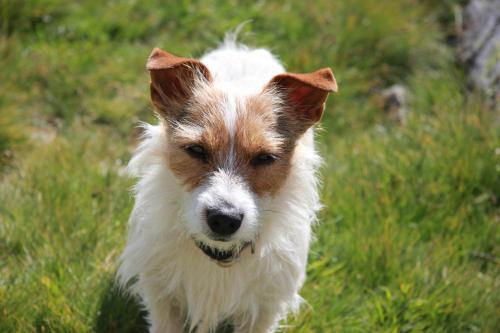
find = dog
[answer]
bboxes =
[118,38,337,333]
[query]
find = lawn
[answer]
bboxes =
[0,0,498,332]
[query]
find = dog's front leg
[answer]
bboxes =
[147,298,183,333]
[234,307,281,333]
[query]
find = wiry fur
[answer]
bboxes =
[118,40,329,333]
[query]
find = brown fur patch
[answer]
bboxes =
[233,95,293,196]
[166,88,229,190]
[165,86,295,196]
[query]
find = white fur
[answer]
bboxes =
[201,40,285,95]
[186,169,259,249]
[118,42,322,333]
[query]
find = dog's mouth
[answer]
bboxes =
[195,241,254,267]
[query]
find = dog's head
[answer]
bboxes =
[147,48,337,264]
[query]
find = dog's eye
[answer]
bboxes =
[184,145,207,161]
[251,153,277,166]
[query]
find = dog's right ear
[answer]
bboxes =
[147,48,212,119]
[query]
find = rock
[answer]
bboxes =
[381,84,410,123]
[459,0,500,108]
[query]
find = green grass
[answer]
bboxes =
[0,0,498,332]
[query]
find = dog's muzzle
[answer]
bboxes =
[195,241,255,268]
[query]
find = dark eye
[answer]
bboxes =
[184,145,207,161]
[251,153,278,166]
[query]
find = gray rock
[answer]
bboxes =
[459,0,500,108]
[381,84,409,123]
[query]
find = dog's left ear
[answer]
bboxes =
[265,68,337,134]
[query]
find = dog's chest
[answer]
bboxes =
[162,247,273,324]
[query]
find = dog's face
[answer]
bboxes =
[147,48,336,263]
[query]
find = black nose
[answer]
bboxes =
[206,209,243,236]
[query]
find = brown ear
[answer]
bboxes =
[147,48,212,119]
[267,68,337,133]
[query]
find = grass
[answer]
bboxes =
[0,0,498,332]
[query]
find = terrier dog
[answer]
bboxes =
[118,39,337,332]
